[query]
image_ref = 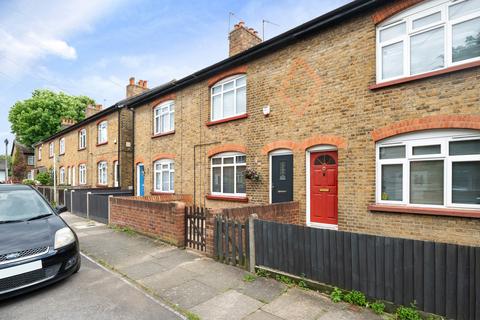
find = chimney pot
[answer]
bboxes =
[129,77,135,85]
[229,21,262,57]
[143,80,148,88]
[138,80,144,87]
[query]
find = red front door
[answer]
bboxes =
[310,151,338,225]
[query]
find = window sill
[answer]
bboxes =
[206,114,248,127]
[96,142,108,147]
[78,147,86,151]
[368,204,480,219]
[369,60,480,90]
[206,194,249,202]
[59,153,65,156]
[152,130,175,139]
[151,191,175,195]
[96,183,108,187]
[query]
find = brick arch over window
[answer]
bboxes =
[207,144,246,158]
[261,140,297,155]
[149,94,176,109]
[372,115,480,142]
[372,0,423,25]
[152,153,176,162]
[298,135,347,150]
[135,157,145,165]
[207,65,248,87]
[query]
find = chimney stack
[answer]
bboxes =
[126,77,149,98]
[229,21,262,57]
[85,104,102,118]
[60,118,76,129]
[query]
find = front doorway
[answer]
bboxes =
[136,163,145,196]
[271,152,293,203]
[309,150,338,226]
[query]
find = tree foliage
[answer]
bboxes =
[8,89,94,146]
[36,171,53,186]
[12,148,27,180]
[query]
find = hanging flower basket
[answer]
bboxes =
[245,167,260,182]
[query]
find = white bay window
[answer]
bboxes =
[376,130,480,209]
[377,0,480,82]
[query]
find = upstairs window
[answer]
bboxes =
[98,161,108,185]
[211,75,246,121]
[97,121,108,145]
[377,0,480,82]
[154,159,174,193]
[79,164,87,185]
[79,129,87,149]
[154,100,175,135]
[27,155,34,166]
[211,152,246,196]
[49,142,54,158]
[38,146,42,160]
[59,138,65,155]
[376,129,480,209]
[59,167,65,184]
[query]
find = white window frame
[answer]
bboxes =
[79,129,87,149]
[153,159,175,193]
[210,75,246,121]
[97,121,108,144]
[210,152,246,197]
[59,138,65,155]
[97,161,108,185]
[67,166,71,185]
[27,155,34,166]
[376,0,480,83]
[153,100,175,135]
[72,166,76,186]
[49,142,54,158]
[114,160,119,187]
[38,146,42,160]
[376,129,480,209]
[59,167,65,184]
[79,164,86,185]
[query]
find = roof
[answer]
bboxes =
[11,140,34,156]
[0,184,32,191]
[124,0,383,108]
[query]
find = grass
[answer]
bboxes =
[109,225,137,236]
[243,274,257,282]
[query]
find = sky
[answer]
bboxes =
[0,0,350,155]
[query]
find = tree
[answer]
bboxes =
[12,148,27,181]
[8,89,95,146]
[0,155,12,175]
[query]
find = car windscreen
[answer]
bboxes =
[0,189,54,222]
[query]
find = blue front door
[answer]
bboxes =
[138,164,145,196]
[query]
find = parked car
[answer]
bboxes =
[0,184,80,300]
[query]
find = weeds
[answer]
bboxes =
[255,268,271,278]
[343,290,367,306]
[243,274,256,282]
[369,301,385,315]
[395,304,421,320]
[330,287,343,303]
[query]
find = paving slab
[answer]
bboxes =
[318,308,382,320]
[139,266,201,293]
[162,279,220,309]
[261,288,330,320]
[191,290,264,320]
[237,276,287,303]
[195,263,246,291]
[242,310,284,320]
[118,260,168,280]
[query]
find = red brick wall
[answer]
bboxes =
[126,194,193,204]
[110,197,186,246]
[204,202,300,257]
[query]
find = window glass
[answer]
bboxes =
[413,12,441,29]
[162,172,169,191]
[449,139,480,155]
[410,160,444,205]
[223,90,235,118]
[223,167,235,193]
[452,17,480,63]
[212,158,222,165]
[211,153,246,195]
[452,161,480,204]
[380,22,406,42]
[211,75,247,121]
[236,155,246,163]
[382,42,404,79]
[212,95,222,120]
[236,166,246,194]
[236,76,246,86]
[212,167,221,192]
[381,164,403,201]
[223,157,234,164]
[410,27,445,74]
[236,86,246,115]
[380,146,405,159]
[449,0,480,19]
[154,159,174,192]
[0,190,53,222]
[412,145,441,155]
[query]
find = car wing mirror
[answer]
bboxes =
[55,205,68,214]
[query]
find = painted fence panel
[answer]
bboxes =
[254,220,479,320]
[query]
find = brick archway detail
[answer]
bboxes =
[207,65,247,87]
[298,135,347,150]
[261,140,297,155]
[372,115,480,142]
[372,0,423,25]
[135,157,145,165]
[207,144,246,158]
[153,153,176,162]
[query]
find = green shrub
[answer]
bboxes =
[343,290,367,306]
[256,269,271,278]
[369,301,385,315]
[330,287,343,303]
[22,179,36,185]
[36,171,52,185]
[243,274,256,282]
[396,304,421,320]
[276,275,294,287]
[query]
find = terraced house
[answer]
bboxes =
[121,0,480,247]
[32,79,148,188]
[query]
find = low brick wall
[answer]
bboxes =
[125,194,193,204]
[109,197,186,247]
[205,201,300,257]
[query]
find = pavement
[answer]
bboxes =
[0,255,183,320]
[61,212,383,320]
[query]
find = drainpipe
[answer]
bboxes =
[129,107,136,196]
[193,142,219,206]
[117,108,121,189]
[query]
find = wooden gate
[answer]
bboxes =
[185,206,206,251]
[214,217,249,268]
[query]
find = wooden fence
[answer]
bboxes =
[254,219,480,320]
[214,217,249,267]
[185,206,206,251]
